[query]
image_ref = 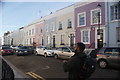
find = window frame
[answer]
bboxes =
[91,8,101,25]
[111,3,120,21]
[58,21,62,30]
[77,12,86,27]
[81,29,90,44]
[51,22,55,31]
[67,18,72,28]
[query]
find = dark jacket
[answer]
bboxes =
[63,50,87,80]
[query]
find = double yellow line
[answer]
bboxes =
[26,72,45,80]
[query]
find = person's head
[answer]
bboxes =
[75,42,85,52]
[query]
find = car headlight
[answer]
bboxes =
[24,51,27,52]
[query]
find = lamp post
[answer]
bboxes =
[97,3,102,48]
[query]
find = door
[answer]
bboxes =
[53,36,55,48]
[97,29,103,48]
[70,34,74,48]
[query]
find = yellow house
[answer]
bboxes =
[55,5,75,48]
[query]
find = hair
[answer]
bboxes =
[76,42,85,52]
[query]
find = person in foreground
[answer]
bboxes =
[63,42,87,80]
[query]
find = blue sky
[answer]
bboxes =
[0,2,74,37]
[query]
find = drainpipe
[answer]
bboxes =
[107,1,109,47]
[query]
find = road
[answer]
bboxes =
[3,54,120,80]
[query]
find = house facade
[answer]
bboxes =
[34,19,44,47]
[23,23,35,46]
[105,1,120,47]
[43,13,57,48]
[74,2,105,49]
[55,5,75,48]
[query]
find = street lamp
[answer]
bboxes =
[97,3,102,48]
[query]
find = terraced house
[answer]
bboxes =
[23,23,35,46]
[105,1,120,47]
[74,1,105,49]
[34,18,44,47]
[55,4,75,48]
[43,13,57,48]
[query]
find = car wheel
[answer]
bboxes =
[44,53,47,57]
[35,51,38,56]
[54,54,58,59]
[98,60,108,69]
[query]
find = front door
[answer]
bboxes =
[97,29,103,48]
[53,36,55,48]
[70,34,74,48]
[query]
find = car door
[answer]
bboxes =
[62,47,71,59]
[104,48,120,66]
[39,47,45,55]
[104,48,113,63]
[56,48,63,58]
[109,48,120,66]
[37,47,43,55]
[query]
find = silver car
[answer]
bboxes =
[96,47,120,68]
[35,46,54,57]
[54,47,75,59]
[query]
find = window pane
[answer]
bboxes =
[92,9,100,24]
[111,3,120,20]
[79,13,85,26]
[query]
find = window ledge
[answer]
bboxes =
[60,43,65,45]
[67,27,72,29]
[111,19,120,23]
[82,42,90,44]
[77,25,86,27]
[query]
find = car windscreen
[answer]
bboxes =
[19,46,29,49]
[2,47,12,49]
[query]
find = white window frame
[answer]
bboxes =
[81,29,90,44]
[111,4,120,21]
[29,30,31,35]
[32,29,34,35]
[91,8,101,25]
[51,22,55,31]
[46,24,49,32]
[68,18,72,28]
[77,12,86,27]
[59,21,62,30]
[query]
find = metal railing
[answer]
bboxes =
[2,59,14,80]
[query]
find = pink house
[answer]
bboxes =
[34,20,44,47]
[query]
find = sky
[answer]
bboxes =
[0,1,75,37]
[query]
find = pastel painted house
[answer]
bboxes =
[34,19,44,47]
[74,2,105,49]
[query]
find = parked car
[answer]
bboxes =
[16,46,34,56]
[35,46,55,57]
[54,47,75,59]
[10,45,18,49]
[0,46,15,55]
[96,47,120,68]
